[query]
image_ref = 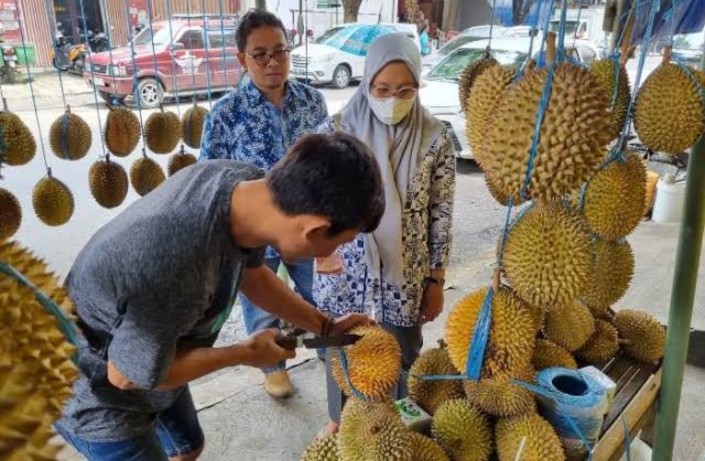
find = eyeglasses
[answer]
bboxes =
[244,48,291,66]
[370,84,418,99]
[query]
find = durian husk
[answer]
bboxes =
[543,301,596,352]
[503,201,592,308]
[330,326,401,401]
[168,147,197,177]
[483,62,610,203]
[613,309,666,363]
[0,110,36,166]
[634,63,705,154]
[583,153,647,241]
[576,318,619,364]
[0,187,22,240]
[32,175,74,226]
[300,433,338,461]
[130,156,166,197]
[144,109,181,154]
[589,59,631,141]
[89,157,129,209]
[495,413,566,461]
[430,399,493,461]
[407,346,464,415]
[458,56,498,113]
[581,238,634,309]
[463,367,537,418]
[104,106,141,157]
[49,107,92,160]
[181,105,209,149]
[532,339,577,370]
[409,432,450,461]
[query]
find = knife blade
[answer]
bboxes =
[275,333,362,350]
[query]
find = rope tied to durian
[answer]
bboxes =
[60,106,70,160]
[336,347,369,401]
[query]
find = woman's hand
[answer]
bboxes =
[419,282,444,324]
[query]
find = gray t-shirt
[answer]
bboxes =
[56,160,265,441]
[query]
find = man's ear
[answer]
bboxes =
[302,215,332,241]
[237,52,248,71]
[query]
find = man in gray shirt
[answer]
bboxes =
[54,133,384,461]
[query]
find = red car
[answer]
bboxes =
[84,15,241,108]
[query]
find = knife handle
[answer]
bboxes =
[274,334,298,350]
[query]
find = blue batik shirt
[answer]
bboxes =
[199,78,329,258]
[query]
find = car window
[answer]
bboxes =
[134,25,173,47]
[178,30,205,50]
[438,36,484,57]
[207,29,236,48]
[316,26,346,44]
[427,48,526,82]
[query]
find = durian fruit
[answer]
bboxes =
[582,239,634,308]
[409,432,450,461]
[0,109,36,166]
[634,63,705,154]
[0,187,21,240]
[338,398,414,461]
[168,146,197,177]
[458,56,498,113]
[104,106,141,157]
[89,157,129,208]
[32,174,74,226]
[532,339,577,370]
[300,433,338,461]
[49,105,92,160]
[130,156,166,197]
[543,301,595,352]
[613,309,666,363]
[445,287,536,377]
[586,303,614,321]
[576,319,619,364]
[330,326,401,401]
[431,399,493,461]
[407,346,464,415]
[503,202,592,308]
[589,59,631,141]
[483,62,609,203]
[583,153,647,241]
[463,368,537,418]
[495,413,566,461]
[182,104,209,149]
[144,109,181,154]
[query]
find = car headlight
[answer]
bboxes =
[110,64,128,77]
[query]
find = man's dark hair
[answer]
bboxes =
[267,133,385,236]
[236,9,288,51]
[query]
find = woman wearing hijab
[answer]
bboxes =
[314,33,456,433]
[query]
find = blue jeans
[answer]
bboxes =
[54,388,204,461]
[239,257,315,374]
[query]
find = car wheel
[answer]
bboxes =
[331,65,351,89]
[137,77,163,109]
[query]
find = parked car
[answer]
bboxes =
[84,15,241,108]
[289,22,420,89]
[419,37,600,159]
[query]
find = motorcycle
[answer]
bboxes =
[50,29,87,75]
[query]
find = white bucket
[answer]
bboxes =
[652,174,686,223]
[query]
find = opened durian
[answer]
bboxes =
[410,432,449,461]
[576,318,619,364]
[49,106,92,160]
[582,238,634,308]
[0,187,21,240]
[0,108,36,166]
[300,433,338,461]
[431,399,493,461]
[330,326,401,401]
[583,153,646,241]
[32,174,74,226]
[543,301,595,352]
[614,309,666,363]
[634,62,705,154]
[532,339,577,370]
[408,346,464,415]
[168,147,197,177]
[104,106,141,157]
[463,367,537,418]
[130,156,166,196]
[182,104,209,149]
[495,413,566,461]
[145,109,181,154]
[89,157,129,208]
[503,202,592,308]
[590,59,631,141]
[459,55,498,113]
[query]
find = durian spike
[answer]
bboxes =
[545,32,557,69]
[662,45,672,64]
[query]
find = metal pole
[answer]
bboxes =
[652,56,705,459]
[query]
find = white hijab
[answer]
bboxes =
[335,33,445,288]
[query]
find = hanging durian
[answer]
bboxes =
[49,105,92,160]
[431,399,493,461]
[182,103,209,149]
[582,238,634,309]
[130,155,166,197]
[0,100,36,166]
[104,106,141,157]
[613,309,666,363]
[532,339,577,370]
[589,59,631,141]
[583,153,647,241]
[458,55,498,113]
[32,172,75,226]
[330,326,401,401]
[300,433,338,461]
[463,367,537,418]
[168,145,197,177]
[144,108,181,154]
[89,156,129,208]
[576,318,620,364]
[495,413,566,461]
[503,202,592,308]
[0,187,22,240]
[543,301,595,352]
[407,345,464,415]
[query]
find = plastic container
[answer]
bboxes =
[652,173,686,223]
[13,42,36,66]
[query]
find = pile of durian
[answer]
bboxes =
[0,239,79,460]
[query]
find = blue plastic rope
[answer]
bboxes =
[622,416,633,461]
[60,110,69,159]
[123,0,147,138]
[42,0,67,109]
[336,347,368,401]
[464,287,494,379]
[497,198,515,264]
[164,0,182,119]
[200,0,214,110]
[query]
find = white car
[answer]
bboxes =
[290,22,420,89]
[419,37,600,160]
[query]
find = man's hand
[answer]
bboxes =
[329,313,376,335]
[419,282,444,324]
[237,329,296,369]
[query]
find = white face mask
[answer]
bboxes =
[369,96,416,125]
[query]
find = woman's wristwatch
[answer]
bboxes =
[424,276,445,287]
